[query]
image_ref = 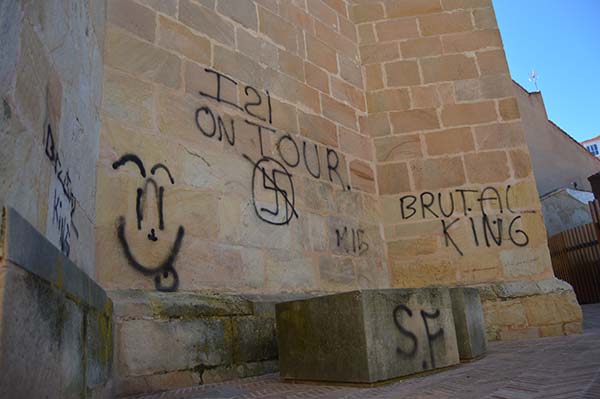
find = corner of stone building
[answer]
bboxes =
[0,207,114,399]
[352,0,582,341]
[475,278,582,341]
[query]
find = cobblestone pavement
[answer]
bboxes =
[130,304,600,399]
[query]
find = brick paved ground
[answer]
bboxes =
[129,304,600,399]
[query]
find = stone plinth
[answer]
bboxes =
[450,287,487,360]
[276,288,460,384]
[110,290,312,397]
[0,208,113,399]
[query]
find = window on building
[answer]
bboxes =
[586,144,599,156]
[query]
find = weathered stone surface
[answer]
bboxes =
[111,290,289,396]
[276,288,459,383]
[5,207,109,310]
[1,0,589,396]
[86,310,113,390]
[149,292,252,318]
[233,316,278,362]
[105,26,181,89]
[118,318,232,375]
[0,208,113,399]
[477,279,583,341]
[180,0,235,47]
[450,287,487,360]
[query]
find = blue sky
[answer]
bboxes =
[492,0,600,142]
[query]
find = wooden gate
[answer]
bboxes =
[548,200,600,304]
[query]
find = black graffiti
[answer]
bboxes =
[508,215,529,246]
[393,305,418,358]
[327,148,350,191]
[400,195,417,220]
[273,127,346,189]
[244,154,298,225]
[52,187,71,256]
[244,118,276,157]
[442,218,462,256]
[195,106,235,145]
[400,186,518,220]
[400,185,531,255]
[112,154,184,292]
[193,105,351,198]
[44,124,79,256]
[420,192,438,219]
[193,67,352,194]
[442,214,530,255]
[303,141,321,179]
[198,68,272,123]
[438,191,454,218]
[393,305,445,370]
[335,227,369,255]
[420,309,444,369]
[112,153,146,177]
[151,163,175,184]
[117,217,184,292]
[276,134,300,168]
[190,67,354,226]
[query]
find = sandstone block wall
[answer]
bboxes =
[0,208,113,398]
[96,0,581,340]
[354,0,551,288]
[97,0,388,293]
[110,290,290,395]
[353,0,580,338]
[0,0,106,276]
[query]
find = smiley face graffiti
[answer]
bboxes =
[112,154,185,292]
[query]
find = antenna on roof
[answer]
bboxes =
[528,69,539,91]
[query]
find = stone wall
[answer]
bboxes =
[97,0,388,293]
[0,208,113,398]
[110,290,297,395]
[354,0,550,290]
[353,0,581,339]
[97,0,581,341]
[0,0,106,277]
[0,0,584,396]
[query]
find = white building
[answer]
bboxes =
[582,135,600,157]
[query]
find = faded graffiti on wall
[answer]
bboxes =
[44,124,78,256]
[335,226,369,256]
[113,154,185,292]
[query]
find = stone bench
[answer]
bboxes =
[276,287,487,384]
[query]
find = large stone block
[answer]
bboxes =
[0,208,113,399]
[276,288,459,384]
[450,287,487,360]
[111,290,287,396]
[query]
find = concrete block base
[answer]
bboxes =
[0,207,113,399]
[276,288,460,384]
[111,291,311,397]
[450,287,487,360]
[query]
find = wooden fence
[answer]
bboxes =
[548,200,600,304]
